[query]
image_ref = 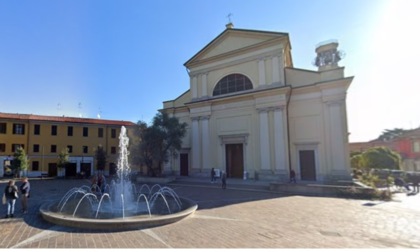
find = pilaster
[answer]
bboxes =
[191,117,201,170]
[272,55,280,84]
[258,109,270,170]
[327,101,346,172]
[192,75,198,99]
[279,51,285,85]
[258,58,266,86]
[201,116,210,170]
[274,106,287,173]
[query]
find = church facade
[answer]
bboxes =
[161,24,353,183]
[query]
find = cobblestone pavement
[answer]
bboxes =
[0,178,419,248]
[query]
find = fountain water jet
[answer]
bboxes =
[40,126,197,230]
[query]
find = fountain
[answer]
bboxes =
[40,126,197,231]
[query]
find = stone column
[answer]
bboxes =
[192,76,198,99]
[259,109,270,170]
[258,59,266,86]
[191,117,201,170]
[272,55,280,84]
[201,116,210,171]
[274,107,287,172]
[201,73,208,97]
[218,138,224,172]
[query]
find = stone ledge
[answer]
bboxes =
[136,176,176,184]
[269,182,375,197]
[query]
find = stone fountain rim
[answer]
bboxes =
[40,197,198,231]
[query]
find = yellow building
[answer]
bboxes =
[0,112,135,178]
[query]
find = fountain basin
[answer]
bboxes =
[40,197,198,231]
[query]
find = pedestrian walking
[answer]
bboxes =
[395,177,410,191]
[222,172,227,189]
[3,180,19,218]
[20,177,30,214]
[407,173,420,194]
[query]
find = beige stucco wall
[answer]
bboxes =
[285,68,320,87]
[162,28,352,182]
[202,35,268,59]
[211,99,257,173]
[289,95,327,180]
[191,45,284,97]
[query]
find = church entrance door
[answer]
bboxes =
[180,153,189,176]
[225,144,244,178]
[299,150,316,181]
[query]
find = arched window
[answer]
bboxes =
[213,74,253,96]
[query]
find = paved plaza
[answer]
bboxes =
[0,177,419,248]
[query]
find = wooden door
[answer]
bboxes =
[48,163,57,177]
[299,150,316,181]
[225,144,244,178]
[180,153,189,176]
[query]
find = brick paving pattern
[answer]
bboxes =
[0,178,419,248]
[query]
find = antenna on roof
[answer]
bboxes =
[97,107,102,119]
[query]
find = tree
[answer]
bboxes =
[95,145,107,171]
[12,146,29,178]
[58,148,70,177]
[377,128,407,141]
[360,146,401,170]
[131,121,156,176]
[350,151,362,158]
[350,154,363,169]
[133,112,187,177]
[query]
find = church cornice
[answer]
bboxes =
[188,46,284,76]
[291,76,353,94]
[185,85,291,107]
[186,37,287,71]
[288,77,353,103]
[185,28,289,67]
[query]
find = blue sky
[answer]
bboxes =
[0,0,418,142]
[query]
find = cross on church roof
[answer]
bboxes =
[227,13,233,23]
[226,13,234,29]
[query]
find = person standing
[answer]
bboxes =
[20,177,30,214]
[289,169,296,183]
[98,171,106,193]
[221,172,227,189]
[4,180,18,218]
[211,168,216,183]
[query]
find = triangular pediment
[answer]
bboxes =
[185,28,288,68]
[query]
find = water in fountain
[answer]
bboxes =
[109,125,135,217]
[55,126,183,219]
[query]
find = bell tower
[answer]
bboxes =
[314,40,344,71]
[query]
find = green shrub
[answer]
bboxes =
[337,187,392,201]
